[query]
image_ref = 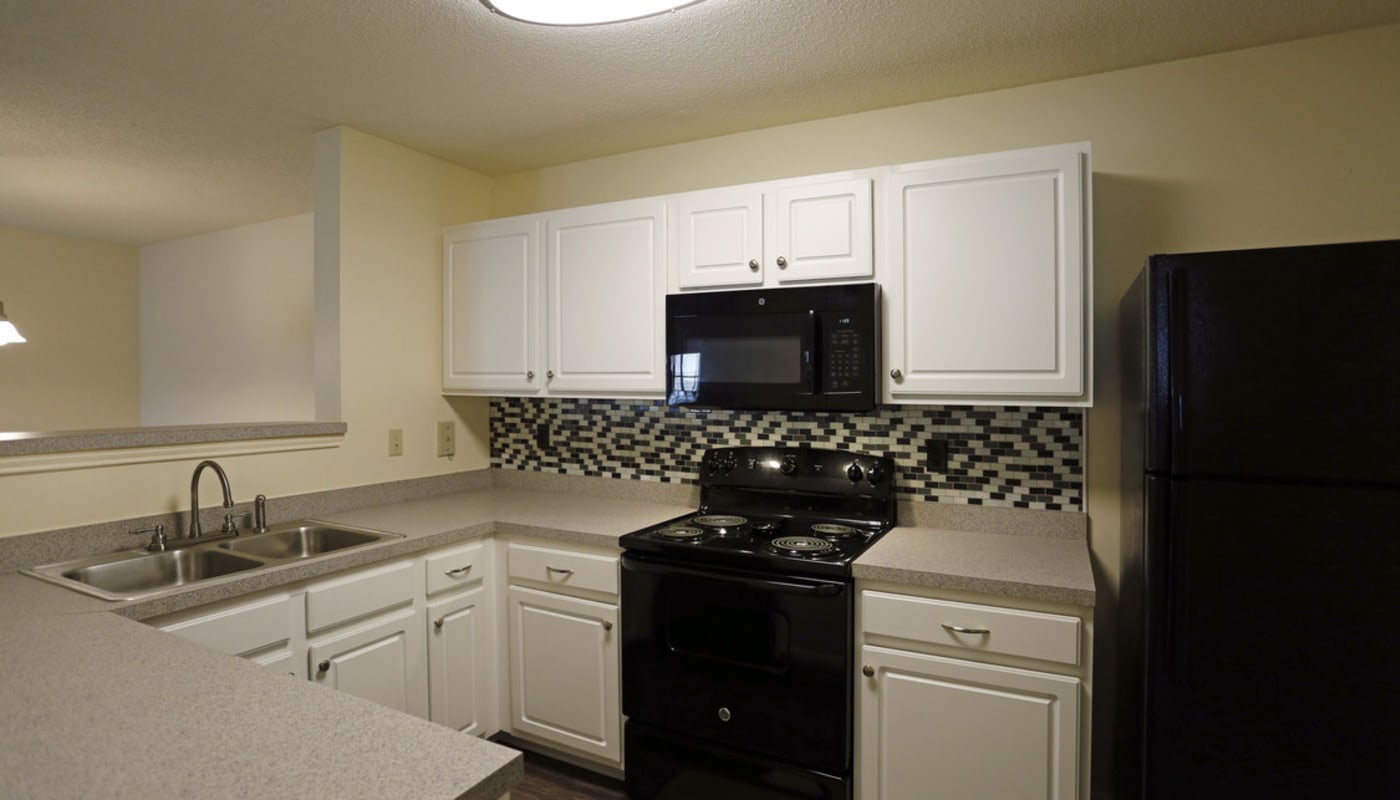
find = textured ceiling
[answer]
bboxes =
[1,0,1396,244]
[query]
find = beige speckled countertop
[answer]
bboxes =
[854,526,1096,607]
[1,478,1092,798]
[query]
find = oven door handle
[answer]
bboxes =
[621,554,846,596]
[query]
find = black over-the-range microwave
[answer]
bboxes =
[665,283,879,411]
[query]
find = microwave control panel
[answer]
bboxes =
[821,310,872,393]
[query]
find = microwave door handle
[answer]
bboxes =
[805,309,818,396]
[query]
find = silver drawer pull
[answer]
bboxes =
[434,617,445,629]
[942,623,991,635]
[444,565,473,577]
[545,565,574,575]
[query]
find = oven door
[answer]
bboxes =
[666,308,816,409]
[621,552,852,772]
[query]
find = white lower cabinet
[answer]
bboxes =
[504,539,621,766]
[859,645,1079,800]
[151,535,625,770]
[309,606,426,717]
[857,586,1091,800]
[425,541,494,735]
[507,585,620,762]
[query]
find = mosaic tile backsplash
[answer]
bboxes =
[490,398,1083,511]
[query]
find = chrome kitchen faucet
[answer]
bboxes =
[189,459,238,539]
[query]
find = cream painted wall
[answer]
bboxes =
[491,24,1400,793]
[140,213,316,425]
[0,225,141,431]
[0,129,494,537]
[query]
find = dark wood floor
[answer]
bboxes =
[507,748,626,800]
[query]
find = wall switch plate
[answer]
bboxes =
[437,421,455,457]
[388,428,403,457]
[926,439,949,473]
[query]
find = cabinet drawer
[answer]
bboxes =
[306,559,415,634]
[508,542,618,596]
[862,591,1080,666]
[425,542,486,596]
[158,593,291,657]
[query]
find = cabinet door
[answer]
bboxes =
[883,144,1089,402]
[859,645,1080,800]
[508,585,620,764]
[309,607,428,719]
[672,186,764,290]
[443,216,544,394]
[770,177,873,283]
[427,586,491,735]
[546,198,666,395]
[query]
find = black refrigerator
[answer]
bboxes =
[1118,239,1400,799]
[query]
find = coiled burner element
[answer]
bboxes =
[770,536,837,556]
[692,515,748,528]
[654,526,706,541]
[810,523,860,539]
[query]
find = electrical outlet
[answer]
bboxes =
[926,439,949,473]
[388,428,403,457]
[437,420,456,457]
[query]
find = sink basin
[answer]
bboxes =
[24,520,401,602]
[220,525,393,560]
[58,549,264,599]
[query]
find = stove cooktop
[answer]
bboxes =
[620,445,897,578]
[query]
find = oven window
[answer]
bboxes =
[684,336,802,384]
[665,596,789,674]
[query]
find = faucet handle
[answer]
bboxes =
[131,525,168,552]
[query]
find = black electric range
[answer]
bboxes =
[620,445,897,800]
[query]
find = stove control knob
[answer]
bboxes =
[718,707,732,722]
[846,463,864,482]
[780,455,798,475]
[722,454,738,473]
[866,463,887,484]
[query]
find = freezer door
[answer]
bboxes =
[1146,239,1400,483]
[1140,479,1400,799]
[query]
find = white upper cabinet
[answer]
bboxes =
[443,216,543,394]
[671,186,765,289]
[444,198,666,398]
[546,198,667,396]
[671,176,874,291]
[882,143,1092,405]
[770,178,874,284]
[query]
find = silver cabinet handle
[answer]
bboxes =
[444,565,472,577]
[526,370,535,380]
[546,370,554,380]
[545,565,574,575]
[317,660,330,674]
[776,256,788,268]
[602,620,613,631]
[889,368,903,381]
[434,617,445,629]
[748,259,760,272]
[942,623,991,635]
[862,665,875,677]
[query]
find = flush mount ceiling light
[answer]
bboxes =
[0,300,26,346]
[481,0,707,26]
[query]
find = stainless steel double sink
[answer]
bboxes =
[24,523,403,601]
